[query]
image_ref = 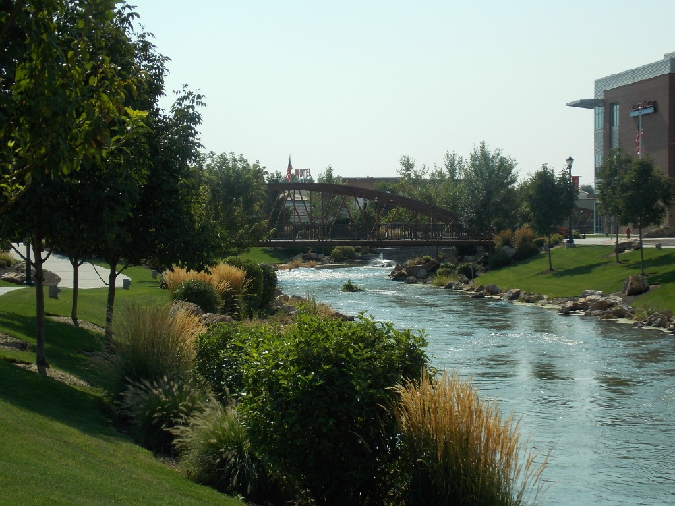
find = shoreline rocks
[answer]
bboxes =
[440,280,675,333]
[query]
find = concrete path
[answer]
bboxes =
[0,243,130,296]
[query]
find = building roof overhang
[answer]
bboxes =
[566,99,605,109]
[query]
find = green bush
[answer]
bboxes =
[457,262,476,280]
[572,229,581,239]
[330,245,356,262]
[488,250,511,269]
[237,314,429,505]
[174,401,291,504]
[341,279,362,292]
[259,263,278,309]
[435,267,455,278]
[224,256,265,317]
[193,323,268,401]
[119,376,205,454]
[550,233,563,245]
[533,237,546,248]
[172,280,220,314]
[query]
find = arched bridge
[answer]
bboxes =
[260,182,493,248]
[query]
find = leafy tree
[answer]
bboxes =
[198,152,269,256]
[0,0,141,367]
[619,156,674,274]
[580,183,595,196]
[523,164,574,271]
[458,142,518,233]
[597,149,633,263]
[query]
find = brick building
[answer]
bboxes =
[568,51,675,229]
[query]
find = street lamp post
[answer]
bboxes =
[566,156,575,246]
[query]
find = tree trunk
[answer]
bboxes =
[31,233,48,371]
[547,233,553,271]
[614,217,620,263]
[104,256,118,350]
[639,223,644,275]
[70,257,79,325]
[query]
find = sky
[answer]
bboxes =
[129,0,675,187]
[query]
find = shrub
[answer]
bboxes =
[488,250,511,269]
[0,251,14,268]
[550,233,563,245]
[172,279,220,314]
[330,245,356,262]
[209,263,248,319]
[259,263,278,308]
[341,279,362,292]
[119,376,205,454]
[432,272,456,287]
[98,301,206,400]
[162,267,211,292]
[174,401,292,504]
[457,262,476,280]
[514,226,534,250]
[494,229,513,249]
[393,370,548,506]
[440,262,456,271]
[224,257,265,317]
[237,314,429,505]
[572,229,581,239]
[533,237,546,248]
[193,322,269,401]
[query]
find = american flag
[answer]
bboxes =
[286,155,293,181]
[635,124,643,155]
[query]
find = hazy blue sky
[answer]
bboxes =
[130,0,675,186]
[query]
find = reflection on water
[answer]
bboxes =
[278,266,675,506]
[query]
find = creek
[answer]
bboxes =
[277,262,675,506]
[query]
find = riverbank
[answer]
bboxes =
[384,244,675,334]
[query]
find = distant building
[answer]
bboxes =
[568,51,675,230]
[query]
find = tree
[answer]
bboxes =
[597,149,633,263]
[0,0,141,367]
[523,165,574,271]
[580,183,596,196]
[198,152,269,256]
[458,142,518,233]
[619,156,674,274]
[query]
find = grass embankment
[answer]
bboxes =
[477,245,675,313]
[0,265,242,506]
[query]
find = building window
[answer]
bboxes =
[595,106,604,130]
[610,103,619,149]
[595,153,603,176]
[611,103,619,126]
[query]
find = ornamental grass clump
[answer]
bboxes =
[173,400,291,505]
[119,375,205,454]
[393,370,548,506]
[99,301,206,399]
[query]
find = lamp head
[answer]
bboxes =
[566,156,574,168]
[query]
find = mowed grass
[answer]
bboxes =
[477,245,675,312]
[0,266,242,506]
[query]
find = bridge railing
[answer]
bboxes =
[269,222,491,242]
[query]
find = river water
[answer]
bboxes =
[277,263,675,506]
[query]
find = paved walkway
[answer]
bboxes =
[0,243,130,296]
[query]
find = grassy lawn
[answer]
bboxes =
[241,247,290,264]
[0,267,242,506]
[477,245,675,312]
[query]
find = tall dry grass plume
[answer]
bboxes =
[162,267,211,292]
[163,264,249,298]
[101,301,207,397]
[208,263,249,295]
[393,370,548,506]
